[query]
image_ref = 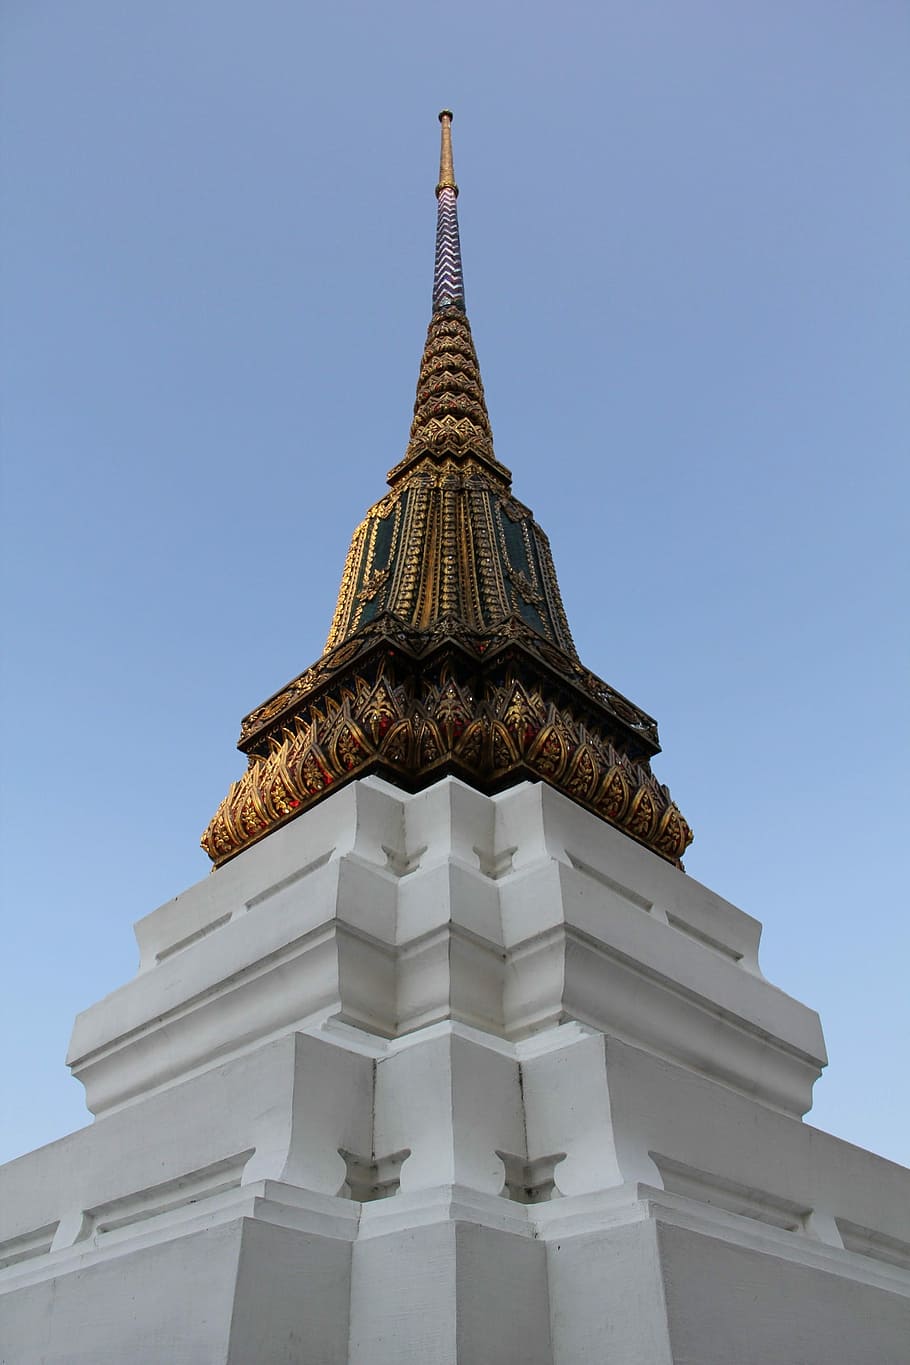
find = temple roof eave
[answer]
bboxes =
[236,610,662,760]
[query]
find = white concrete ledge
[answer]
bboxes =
[66,778,826,1118]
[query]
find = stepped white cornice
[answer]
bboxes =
[71,778,823,1120]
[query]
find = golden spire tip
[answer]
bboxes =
[436,109,457,197]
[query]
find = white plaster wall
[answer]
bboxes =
[2,1018,908,1363]
[227,1220,351,1364]
[347,1222,551,1365]
[546,1222,674,1365]
[658,1221,910,1365]
[0,1223,242,1365]
[347,1223,459,1363]
[1,779,907,1363]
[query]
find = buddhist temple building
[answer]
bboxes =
[0,113,907,1365]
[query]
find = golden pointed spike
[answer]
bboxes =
[436,109,458,197]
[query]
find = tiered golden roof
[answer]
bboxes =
[201,113,693,868]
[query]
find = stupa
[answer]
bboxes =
[199,111,691,873]
[1,113,907,1364]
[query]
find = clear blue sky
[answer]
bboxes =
[1,2,907,1167]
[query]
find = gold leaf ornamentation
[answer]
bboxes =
[201,639,693,868]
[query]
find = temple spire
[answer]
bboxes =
[384,110,499,482]
[432,110,465,312]
[200,113,693,871]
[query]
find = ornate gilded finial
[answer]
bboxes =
[432,111,465,313]
[436,110,458,195]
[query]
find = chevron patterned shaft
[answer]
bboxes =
[433,187,465,312]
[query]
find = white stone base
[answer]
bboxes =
[1,779,907,1362]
